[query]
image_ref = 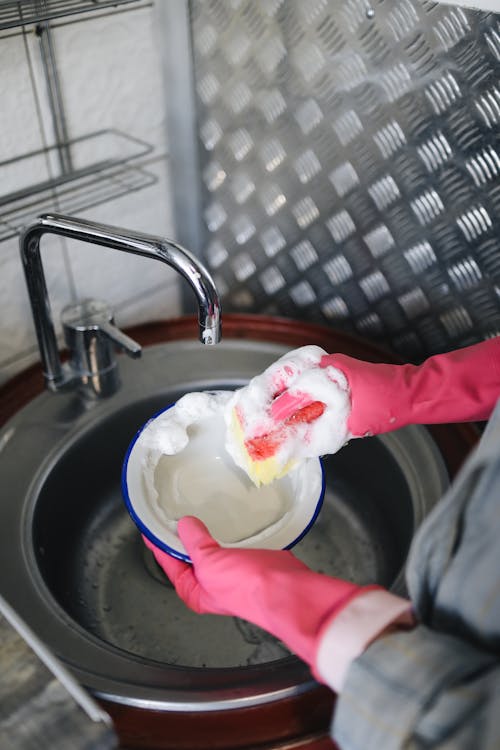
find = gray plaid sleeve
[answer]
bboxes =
[332,400,500,749]
[332,626,500,749]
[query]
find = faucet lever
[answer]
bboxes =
[99,321,142,359]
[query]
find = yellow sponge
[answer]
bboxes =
[228,407,297,487]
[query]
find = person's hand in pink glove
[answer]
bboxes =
[226,338,500,485]
[322,336,500,436]
[143,516,379,670]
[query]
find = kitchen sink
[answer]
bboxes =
[0,317,474,748]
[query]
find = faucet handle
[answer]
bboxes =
[61,299,142,398]
[98,321,142,359]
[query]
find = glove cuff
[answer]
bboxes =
[259,565,382,668]
[313,588,415,692]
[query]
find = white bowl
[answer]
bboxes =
[122,391,325,562]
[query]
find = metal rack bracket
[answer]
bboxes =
[0,129,158,242]
[0,0,148,31]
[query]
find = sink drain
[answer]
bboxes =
[142,546,174,587]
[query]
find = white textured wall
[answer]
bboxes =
[0,4,181,385]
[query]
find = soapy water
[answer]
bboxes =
[152,418,293,544]
[137,391,297,546]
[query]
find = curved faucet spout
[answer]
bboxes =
[20,213,222,391]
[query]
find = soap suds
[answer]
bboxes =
[224,345,352,483]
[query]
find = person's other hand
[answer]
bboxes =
[227,338,500,473]
[322,336,500,434]
[144,516,373,668]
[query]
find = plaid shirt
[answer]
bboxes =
[332,399,500,749]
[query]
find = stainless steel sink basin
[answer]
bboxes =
[0,338,449,715]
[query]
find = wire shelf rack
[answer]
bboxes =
[0,0,146,31]
[0,129,158,242]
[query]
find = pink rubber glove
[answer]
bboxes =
[225,338,499,483]
[323,336,500,437]
[144,517,380,669]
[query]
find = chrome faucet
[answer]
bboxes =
[20,213,222,398]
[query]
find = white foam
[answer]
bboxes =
[224,345,352,480]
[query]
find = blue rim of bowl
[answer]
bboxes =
[121,401,327,564]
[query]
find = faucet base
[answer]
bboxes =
[61,299,140,400]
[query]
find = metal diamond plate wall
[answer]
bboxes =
[189,0,500,359]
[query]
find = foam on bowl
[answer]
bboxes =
[122,390,325,561]
[224,346,352,485]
